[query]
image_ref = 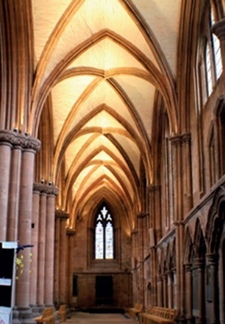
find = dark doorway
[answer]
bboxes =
[95,275,113,306]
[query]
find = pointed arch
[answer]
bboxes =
[193,218,206,259]
[206,186,225,253]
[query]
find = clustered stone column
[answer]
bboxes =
[206,253,219,324]
[37,188,47,305]
[7,142,22,241]
[31,182,58,308]
[162,273,168,307]
[45,188,59,305]
[137,213,145,305]
[156,275,163,306]
[212,19,225,71]
[0,131,40,314]
[30,189,40,306]
[184,263,193,324]
[67,228,75,304]
[194,258,205,324]
[167,270,174,308]
[170,135,186,320]
[54,209,69,304]
[0,131,17,240]
[148,186,159,307]
[131,229,138,303]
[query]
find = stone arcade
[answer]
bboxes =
[0,1,225,324]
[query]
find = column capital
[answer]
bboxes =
[157,275,163,282]
[212,18,225,41]
[55,209,69,220]
[169,134,183,145]
[194,257,205,268]
[67,228,75,236]
[206,253,219,264]
[137,212,148,219]
[182,133,191,143]
[169,133,191,145]
[33,182,59,196]
[173,220,184,226]
[148,184,160,192]
[184,263,192,272]
[131,229,138,235]
[0,130,41,152]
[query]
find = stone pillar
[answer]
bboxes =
[173,271,177,309]
[157,275,163,306]
[54,214,61,304]
[206,253,219,324]
[44,185,59,306]
[212,19,225,70]
[148,185,161,242]
[56,210,69,304]
[65,231,69,304]
[67,228,75,304]
[157,276,163,307]
[137,213,145,305]
[162,274,168,307]
[131,230,138,304]
[16,135,41,309]
[143,215,148,257]
[184,263,193,324]
[167,271,174,308]
[182,134,193,213]
[7,144,22,241]
[29,187,40,306]
[0,131,12,241]
[195,258,205,324]
[37,190,47,306]
[170,135,185,319]
[150,247,157,306]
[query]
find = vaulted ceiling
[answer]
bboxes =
[32,0,181,229]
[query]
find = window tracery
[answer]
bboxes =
[95,205,114,259]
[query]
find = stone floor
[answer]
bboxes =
[67,312,138,324]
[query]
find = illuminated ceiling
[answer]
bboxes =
[31,0,181,229]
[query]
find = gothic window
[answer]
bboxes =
[212,33,222,79]
[211,11,223,80]
[209,126,216,186]
[217,103,225,176]
[201,7,223,101]
[205,42,213,96]
[95,205,114,259]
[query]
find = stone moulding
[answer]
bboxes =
[0,129,41,151]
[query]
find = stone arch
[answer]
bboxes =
[157,248,163,276]
[166,239,176,272]
[193,218,206,259]
[184,226,193,264]
[206,186,225,253]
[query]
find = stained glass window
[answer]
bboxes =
[95,205,114,259]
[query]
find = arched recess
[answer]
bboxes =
[184,226,194,265]
[192,218,207,321]
[151,91,174,239]
[193,218,206,259]
[86,198,123,269]
[214,97,225,178]
[205,186,225,324]
[183,226,194,321]
[206,186,225,254]
[165,239,176,309]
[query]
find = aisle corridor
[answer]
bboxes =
[67,312,138,324]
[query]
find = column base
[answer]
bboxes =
[186,316,195,324]
[196,318,206,324]
[12,307,35,324]
[175,313,187,324]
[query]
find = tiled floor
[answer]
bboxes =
[67,312,138,324]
